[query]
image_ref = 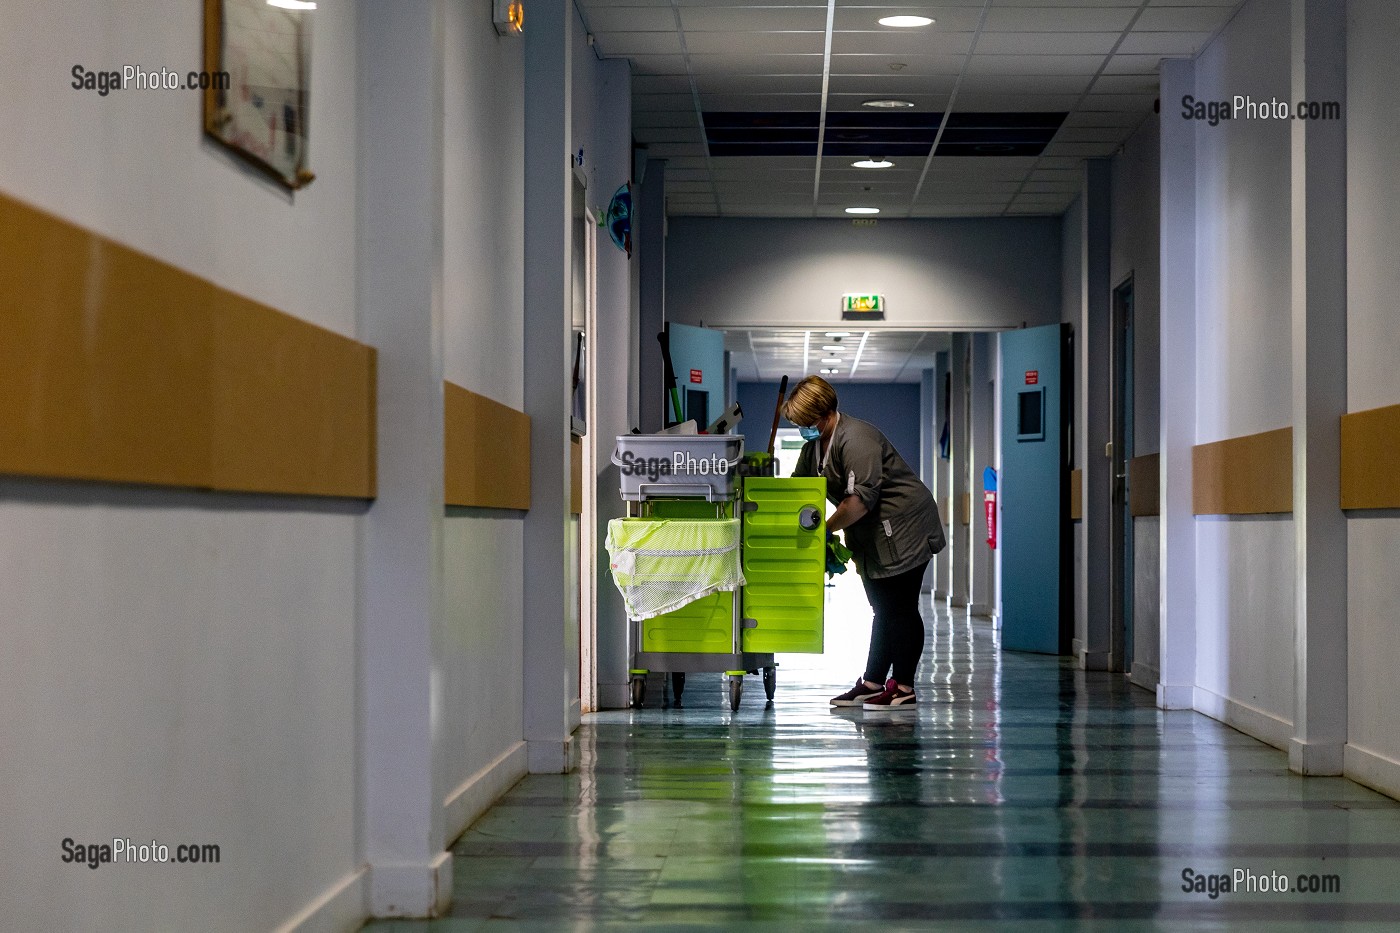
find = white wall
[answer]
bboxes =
[666,216,1063,330]
[439,0,529,841]
[1344,0,1400,797]
[0,2,365,930]
[1190,0,1295,738]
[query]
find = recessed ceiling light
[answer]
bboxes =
[844,207,880,215]
[852,158,894,169]
[878,15,934,28]
[821,357,842,364]
[862,99,915,109]
[820,368,837,375]
[825,332,851,338]
[821,345,844,352]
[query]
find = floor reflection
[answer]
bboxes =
[367,580,1400,931]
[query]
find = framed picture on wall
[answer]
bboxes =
[203,0,316,190]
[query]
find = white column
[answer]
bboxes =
[357,0,451,916]
[934,351,951,600]
[1079,158,1114,670]
[969,333,995,616]
[637,159,667,433]
[950,333,970,607]
[1156,59,1198,710]
[1288,0,1347,776]
[592,60,634,711]
[522,0,578,773]
[920,367,936,594]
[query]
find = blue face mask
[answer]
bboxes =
[798,424,822,442]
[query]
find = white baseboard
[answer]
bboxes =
[1344,743,1400,802]
[1071,638,1084,657]
[274,866,368,933]
[1193,685,1292,751]
[1156,682,1193,709]
[527,735,578,774]
[597,682,630,710]
[1128,662,1159,693]
[1078,649,1112,671]
[1289,738,1344,776]
[443,741,528,842]
[368,850,452,919]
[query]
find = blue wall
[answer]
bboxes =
[735,381,923,469]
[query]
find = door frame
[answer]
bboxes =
[1109,275,1135,674]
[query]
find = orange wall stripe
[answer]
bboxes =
[1341,403,1400,510]
[1070,468,1083,521]
[1192,427,1292,515]
[0,191,375,497]
[444,382,531,510]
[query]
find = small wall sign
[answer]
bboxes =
[689,368,703,384]
[842,293,884,320]
[1025,370,1039,385]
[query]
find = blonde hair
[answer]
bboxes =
[783,375,838,426]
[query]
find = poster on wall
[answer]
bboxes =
[203,0,315,190]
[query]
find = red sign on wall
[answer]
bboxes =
[690,369,703,384]
[1025,370,1039,385]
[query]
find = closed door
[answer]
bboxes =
[998,323,1072,654]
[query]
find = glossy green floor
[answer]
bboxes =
[368,578,1400,931]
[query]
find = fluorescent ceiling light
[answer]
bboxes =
[878,15,934,28]
[821,345,844,352]
[825,332,851,338]
[267,0,316,8]
[820,368,837,375]
[862,99,915,109]
[821,357,842,364]
[845,207,880,215]
[852,158,894,169]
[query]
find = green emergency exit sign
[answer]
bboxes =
[842,293,884,319]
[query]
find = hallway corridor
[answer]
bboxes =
[370,593,1400,931]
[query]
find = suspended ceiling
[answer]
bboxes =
[724,328,950,383]
[574,0,1245,218]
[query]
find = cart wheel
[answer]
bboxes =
[630,677,646,709]
[671,672,685,705]
[728,675,743,712]
[762,666,777,701]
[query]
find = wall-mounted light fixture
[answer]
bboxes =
[494,0,524,35]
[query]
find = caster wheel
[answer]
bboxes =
[630,677,646,709]
[671,672,685,706]
[728,675,743,712]
[762,666,776,701]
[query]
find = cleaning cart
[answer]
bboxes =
[607,433,827,711]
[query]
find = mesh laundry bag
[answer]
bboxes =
[605,519,745,621]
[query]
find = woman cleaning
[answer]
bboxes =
[785,376,945,710]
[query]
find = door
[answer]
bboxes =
[741,477,826,654]
[998,323,1072,654]
[666,322,725,428]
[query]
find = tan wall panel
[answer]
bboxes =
[1130,454,1160,517]
[1070,469,1083,521]
[0,191,374,497]
[1341,403,1400,510]
[210,294,376,497]
[1192,427,1293,515]
[444,382,531,510]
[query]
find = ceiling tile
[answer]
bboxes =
[1134,6,1239,32]
[982,7,1137,31]
[581,7,679,31]
[1091,74,1159,95]
[965,54,1106,76]
[830,31,977,56]
[958,74,1093,95]
[1101,54,1167,75]
[975,31,1122,56]
[685,31,826,55]
[1115,31,1216,56]
[596,31,684,55]
[681,7,831,30]
[686,53,825,74]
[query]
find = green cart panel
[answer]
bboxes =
[741,477,826,654]
[641,589,734,654]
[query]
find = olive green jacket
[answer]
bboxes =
[793,414,946,579]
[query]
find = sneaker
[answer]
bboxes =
[830,678,884,707]
[863,679,917,710]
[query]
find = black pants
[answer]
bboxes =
[860,561,929,686]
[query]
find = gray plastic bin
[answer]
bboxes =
[612,434,743,501]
